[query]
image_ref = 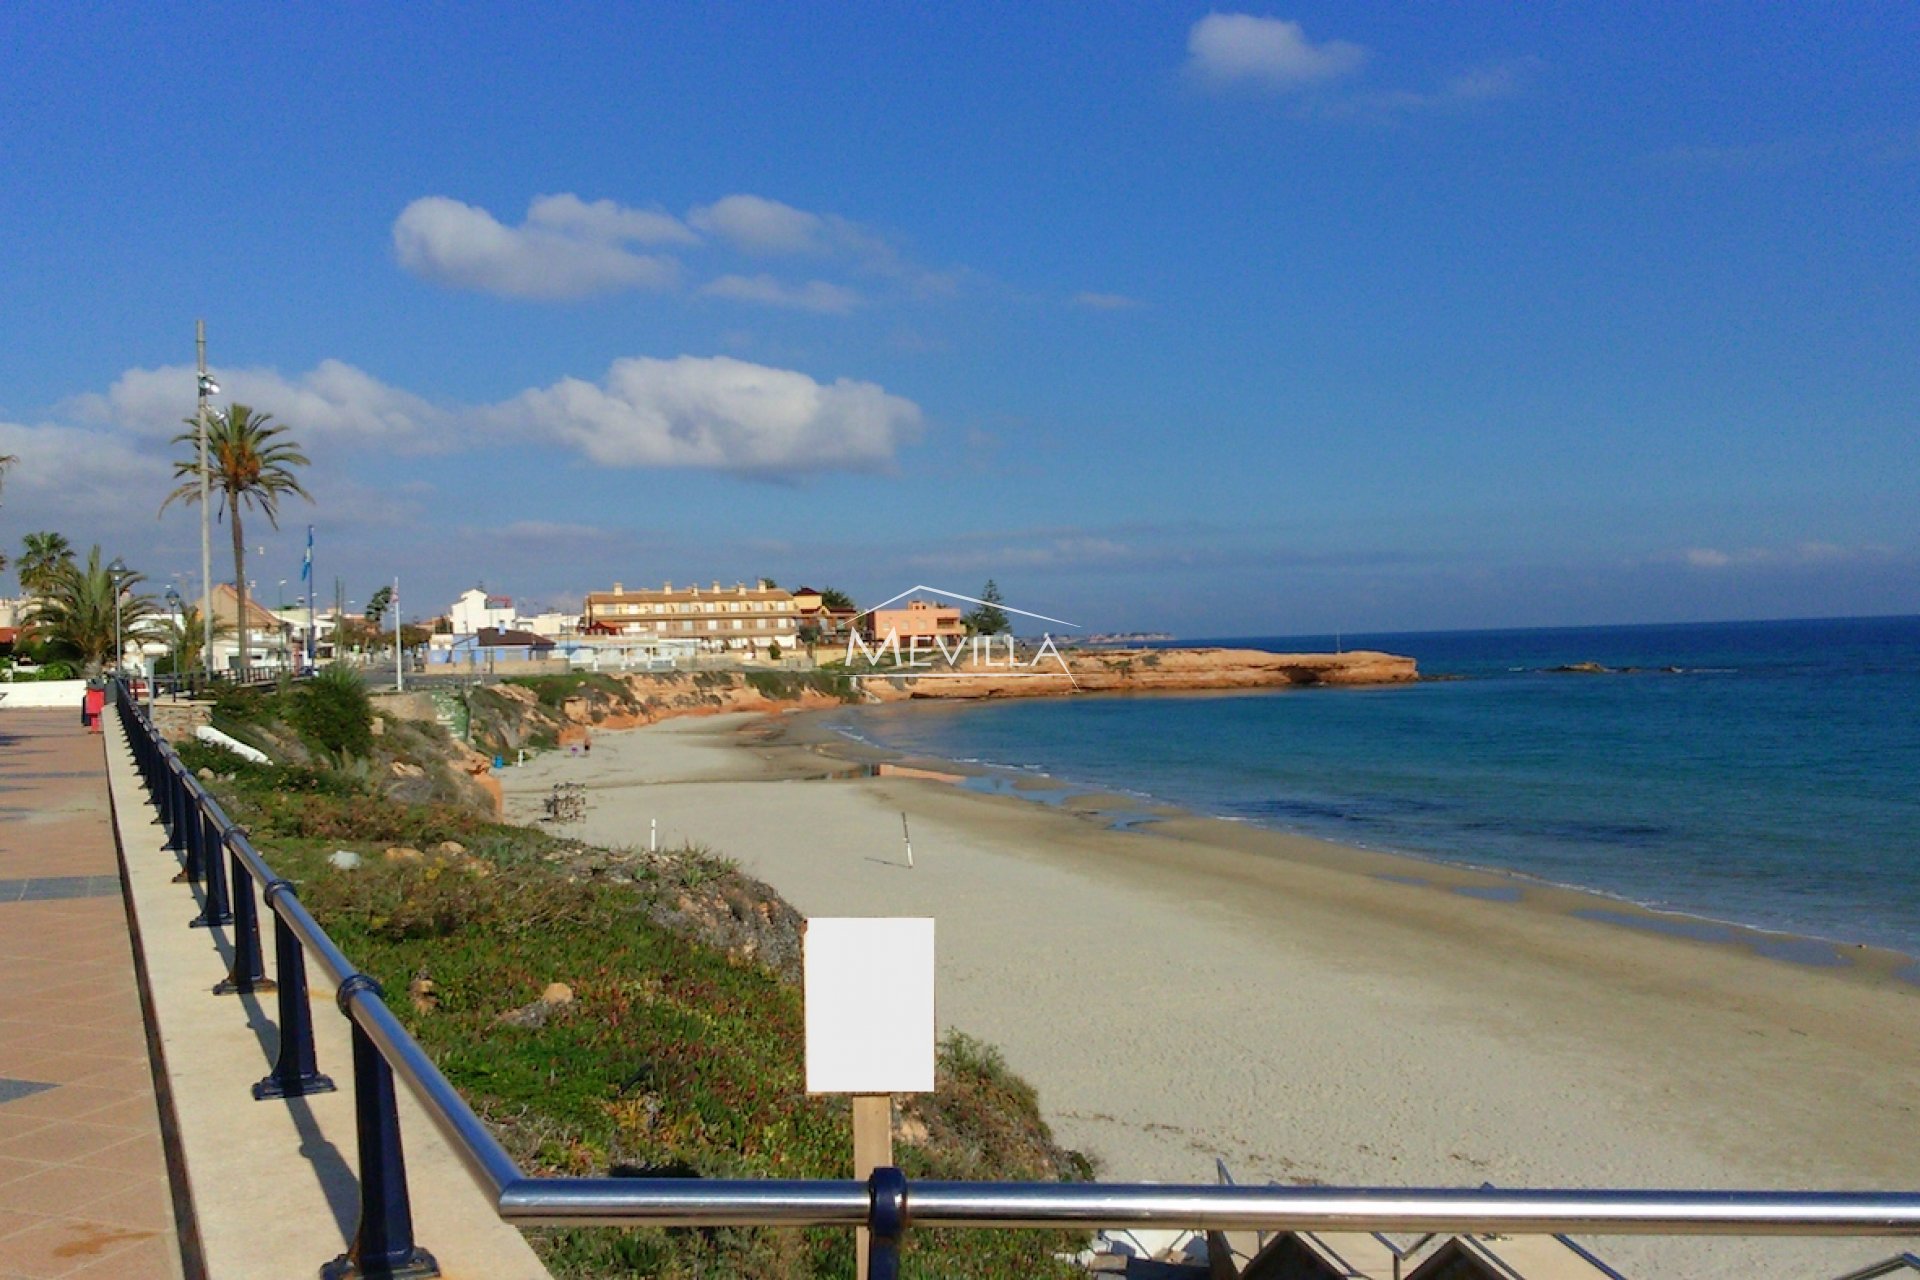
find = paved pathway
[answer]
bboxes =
[0,711,186,1280]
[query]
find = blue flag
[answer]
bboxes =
[302,526,313,582]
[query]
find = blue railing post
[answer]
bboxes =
[253,880,336,1101]
[162,757,184,851]
[214,841,271,994]
[190,809,233,928]
[324,976,438,1280]
[867,1167,906,1280]
[170,758,203,884]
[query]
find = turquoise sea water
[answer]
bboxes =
[829,616,1920,957]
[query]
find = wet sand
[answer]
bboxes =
[501,710,1920,1277]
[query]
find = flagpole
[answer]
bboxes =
[304,525,315,670]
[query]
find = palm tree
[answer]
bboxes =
[161,405,312,672]
[17,531,74,597]
[24,547,157,676]
[160,605,230,676]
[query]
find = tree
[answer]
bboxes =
[965,579,1010,636]
[818,586,856,612]
[161,404,313,673]
[158,606,230,676]
[17,531,74,597]
[24,546,157,676]
[365,584,393,627]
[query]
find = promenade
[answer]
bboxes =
[0,710,186,1280]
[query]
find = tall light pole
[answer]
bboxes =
[110,565,125,678]
[165,586,182,681]
[394,576,403,693]
[195,321,219,679]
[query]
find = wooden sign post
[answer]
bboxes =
[804,918,936,1280]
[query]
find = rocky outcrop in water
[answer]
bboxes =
[861,647,1418,700]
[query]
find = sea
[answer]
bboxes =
[828,615,1920,961]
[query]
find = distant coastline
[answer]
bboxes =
[854,646,1418,701]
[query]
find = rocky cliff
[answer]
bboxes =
[464,669,856,757]
[859,646,1417,700]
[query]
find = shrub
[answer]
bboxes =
[296,664,373,759]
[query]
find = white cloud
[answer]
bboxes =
[525,193,697,245]
[1186,14,1366,92]
[0,420,172,514]
[69,360,456,452]
[392,190,954,307]
[701,274,863,313]
[492,355,922,475]
[688,194,830,255]
[1072,291,1144,311]
[59,349,922,481]
[1324,58,1539,118]
[393,195,681,299]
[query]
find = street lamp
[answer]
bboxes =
[107,562,133,679]
[195,320,220,680]
[164,587,182,687]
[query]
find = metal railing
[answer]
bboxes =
[110,680,1920,1279]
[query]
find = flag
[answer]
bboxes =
[301,526,313,582]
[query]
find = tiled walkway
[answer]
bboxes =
[0,712,185,1280]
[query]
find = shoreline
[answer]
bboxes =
[497,707,1920,1278]
[799,704,1920,979]
[809,697,1920,971]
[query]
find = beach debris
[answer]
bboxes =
[327,849,363,871]
[543,782,587,824]
[197,766,215,781]
[497,980,577,1029]
[384,845,425,863]
[389,760,427,779]
[408,975,439,1014]
[901,811,915,868]
[432,840,466,855]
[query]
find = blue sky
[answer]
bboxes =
[3,4,1916,635]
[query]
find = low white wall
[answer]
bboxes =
[0,679,90,708]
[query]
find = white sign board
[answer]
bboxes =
[804,917,936,1094]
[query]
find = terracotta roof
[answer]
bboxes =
[200,583,283,632]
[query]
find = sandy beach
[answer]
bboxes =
[501,710,1920,1278]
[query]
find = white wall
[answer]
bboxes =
[0,679,90,708]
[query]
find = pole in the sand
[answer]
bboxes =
[650,818,657,853]
[900,812,914,868]
[803,918,935,1280]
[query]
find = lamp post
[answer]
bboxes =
[165,586,182,684]
[111,570,124,678]
[195,321,219,680]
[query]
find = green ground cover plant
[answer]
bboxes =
[187,737,1087,1278]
